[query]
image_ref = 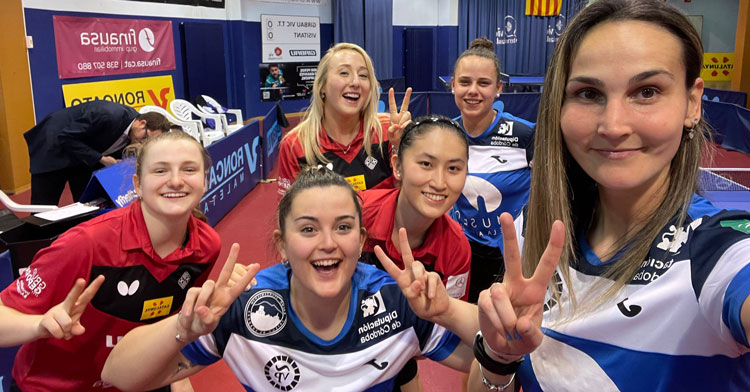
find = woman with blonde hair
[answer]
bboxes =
[470,0,750,390]
[277,42,411,194]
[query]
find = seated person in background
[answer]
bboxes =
[0,131,222,392]
[24,101,169,205]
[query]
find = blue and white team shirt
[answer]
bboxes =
[519,195,750,391]
[182,263,460,391]
[450,111,534,251]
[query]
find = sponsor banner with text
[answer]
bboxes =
[53,15,176,79]
[62,75,175,111]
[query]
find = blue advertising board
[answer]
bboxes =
[261,104,282,180]
[201,120,262,226]
[80,159,137,208]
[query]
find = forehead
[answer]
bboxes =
[571,20,685,77]
[142,139,203,165]
[404,126,467,157]
[329,49,367,69]
[288,186,358,218]
[455,55,496,77]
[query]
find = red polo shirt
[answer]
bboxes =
[277,118,394,195]
[360,188,471,300]
[1,201,220,391]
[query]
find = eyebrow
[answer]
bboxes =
[295,215,356,222]
[568,70,675,87]
[418,152,466,163]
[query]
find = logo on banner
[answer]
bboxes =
[245,290,287,337]
[290,49,316,57]
[138,28,156,52]
[547,14,566,43]
[496,15,518,45]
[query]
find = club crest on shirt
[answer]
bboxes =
[177,271,191,290]
[264,354,300,391]
[361,291,386,318]
[365,156,378,170]
[245,290,287,337]
[140,296,173,320]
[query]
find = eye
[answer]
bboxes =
[359,73,368,79]
[635,86,659,100]
[340,71,349,76]
[184,167,198,173]
[337,223,352,232]
[153,168,166,174]
[300,226,315,234]
[419,161,432,168]
[573,88,603,102]
[448,165,464,173]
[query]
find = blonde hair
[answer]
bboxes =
[285,42,382,166]
[523,0,709,314]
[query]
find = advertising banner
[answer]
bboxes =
[53,15,176,79]
[201,122,263,226]
[260,63,317,101]
[261,14,320,63]
[62,75,176,111]
[261,104,282,179]
[702,52,734,82]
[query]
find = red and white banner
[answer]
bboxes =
[53,15,176,79]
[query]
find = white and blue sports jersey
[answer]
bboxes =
[450,111,535,251]
[519,195,750,391]
[182,263,460,391]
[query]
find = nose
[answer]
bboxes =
[167,170,185,188]
[318,229,337,252]
[597,98,632,139]
[430,169,447,191]
[349,74,360,88]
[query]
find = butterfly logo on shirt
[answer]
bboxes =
[117,280,139,296]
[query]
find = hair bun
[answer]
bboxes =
[469,37,494,51]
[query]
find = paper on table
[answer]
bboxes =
[35,203,99,222]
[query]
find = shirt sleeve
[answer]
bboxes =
[0,227,94,314]
[698,238,750,349]
[181,333,222,366]
[443,235,472,301]
[277,135,301,196]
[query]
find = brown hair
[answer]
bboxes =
[452,37,502,86]
[135,111,171,133]
[523,0,708,313]
[132,130,211,178]
[284,43,383,167]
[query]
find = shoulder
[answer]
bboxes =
[189,216,222,257]
[437,215,471,253]
[360,188,397,207]
[353,262,398,293]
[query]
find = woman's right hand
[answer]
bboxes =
[477,213,564,357]
[39,275,105,340]
[175,243,260,342]
[387,87,413,149]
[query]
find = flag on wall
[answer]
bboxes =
[526,0,562,16]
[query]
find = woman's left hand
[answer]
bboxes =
[387,87,413,149]
[375,228,449,322]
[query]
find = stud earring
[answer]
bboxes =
[496,93,500,97]
[321,92,326,100]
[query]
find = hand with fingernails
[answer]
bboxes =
[387,87,413,150]
[175,243,260,343]
[375,228,449,322]
[477,213,564,359]
[39,275,105,340]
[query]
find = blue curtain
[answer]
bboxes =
[458,0,587,75]
[333,0,393,79]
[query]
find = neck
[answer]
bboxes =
[462,109,497,138]
[323,112,360,145]
[290,276,351,340]
[140,204,191,259]
[587,171,670,259]
[392,191,434,251]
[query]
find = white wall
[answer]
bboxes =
[393,0,458,26]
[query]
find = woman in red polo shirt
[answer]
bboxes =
[0,131,225,392]
[277,42,411,195]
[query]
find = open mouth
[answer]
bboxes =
[343,92,360,103]
[162,192,187,198]
[422,192,446,202]
[312,259,341,274]
[464,99,482,105]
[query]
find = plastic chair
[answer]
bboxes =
[139,105,203,144]
[198,95,244,135]
[169,99,225,146]
[0,191,57,213]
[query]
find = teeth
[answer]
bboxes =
[343,93,360,99]
[465,100,481,104]
[423,192,446,201]
[313,259,339,267]
[162,192,187,198]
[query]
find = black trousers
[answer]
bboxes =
[468,240,505,304]
[30,165,93,205]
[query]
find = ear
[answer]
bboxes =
[496,81,504,96]
[684,77,704,128]
[450,78,456,93]
[272,229,286,260]
[359,227,367,252]
[132,174,142,198]
[390,154,401,179]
